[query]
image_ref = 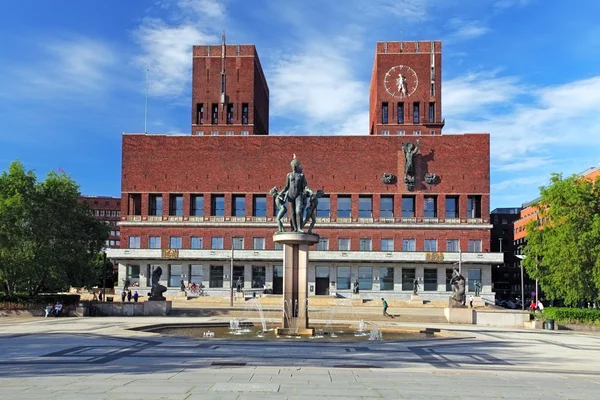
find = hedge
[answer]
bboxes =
[0,294,81,309]
[542,308,600,325]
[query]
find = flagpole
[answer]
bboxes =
[144,68,149,134]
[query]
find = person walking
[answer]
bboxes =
[381,298,390,317]
[121,290,126,302]
[133,291,139,302]
[98,291,103,302]
[127,290,132,302]
[469,295,474,308]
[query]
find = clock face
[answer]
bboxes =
[384,65,418,98]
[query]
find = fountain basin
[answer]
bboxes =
[275,327,315,336]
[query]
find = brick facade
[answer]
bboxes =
[80,196,121,248]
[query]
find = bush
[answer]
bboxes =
[0,293,81,308]
[543,308,600,325]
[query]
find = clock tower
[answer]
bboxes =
[369,41,444,136]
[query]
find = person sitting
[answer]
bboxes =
[53,301,63,317]
[45,303,53,318]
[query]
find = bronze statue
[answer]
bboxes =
[303,188,324,234]
[149,267,167,301]
[401,139,420,178]
[281,155,308,233]
[269,186,289,233]
[450,268,466,305]
[413,278,420,295]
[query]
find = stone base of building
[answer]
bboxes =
[91,301,172,316]
[410,295,424,304]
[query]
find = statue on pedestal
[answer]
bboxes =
[303,188,324,234]
[413,278,420,295]
[450,267,466,305]
[401,139,420,190]
[149,267,167,301]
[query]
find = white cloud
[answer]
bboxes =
[494,0,532,10]
[368,0,435,22]
[446,18,490,42]
[177,0,226,19]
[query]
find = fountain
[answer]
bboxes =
[369,326,383,341]
[246,298,268,333]
[229,318,240,331]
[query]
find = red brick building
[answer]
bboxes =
[108,39,502,300]
[80,195,121,248]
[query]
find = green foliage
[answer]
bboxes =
[543,308,600,325]
[0,293,81,308]
[0,160,109,296]
[523,173,600,306]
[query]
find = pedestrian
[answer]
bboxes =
[45,303,53,318]
[121,290,126,302]
[133,291,139,302]
[469,295,474,308]
[98,291,103,302]
[92,292,98,301]
[381,298,390,317]
[127,290,132,302]
[537,300,544,312]
[529,299,536,310]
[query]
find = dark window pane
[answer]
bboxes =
[380,196,394,217]
[233,196,246,217]
[191,195,204,216]
[337,267,351,290]
[210,266,223,288]
[424,196,437,218]
[358,196,372,218]
[317,196,330,217]
[337,196,351,218]
[402,196,415,217]
[253,195,266,217]
[358,266,373,290]
[380,267,394,290]
[402,268,415,291]
[424,268,437,291]
[445,197,459,218]
[211,195,225,216]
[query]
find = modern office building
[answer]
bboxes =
[80,195,121,248]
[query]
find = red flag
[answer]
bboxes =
[57,167,65,173]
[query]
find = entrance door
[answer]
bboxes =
[273,265,283,294]
[315,266,330,295]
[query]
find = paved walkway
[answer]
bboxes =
[1,316,599,399]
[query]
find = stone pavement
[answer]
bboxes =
[0,316,599,399]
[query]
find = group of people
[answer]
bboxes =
[529,299,545,311]
[120,289,139,302]
[44,301,63,318]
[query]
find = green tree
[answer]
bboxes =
[523,173,600,306]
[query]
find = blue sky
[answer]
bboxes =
[1,0,599,209]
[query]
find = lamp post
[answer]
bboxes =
[230,246,234,307]
[516,254,526,311]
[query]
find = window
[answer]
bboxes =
[227,103,234,124]
[382,102,389,124]
[317,238,329,251]
[169,237,182,249]
[233,266,244,287]
[149,236,161,249]
[241,130,249,136]
[413,102,420,124]
[210,266,223,288]
[468,195,482,218]
[414,130,421,135]
[226,131,234,136]
[211,237,224,249]
[221,74,225,93]
[317,196,330,217]
[242,103,249,124]
[358,266,373,290]
[211,195,224,216]
[191,237,203,249]
[126,265,140,286]
[381,130,390,135]
[191,195,204,216]
[109,240,114,246]
[211,131,219,136]
[116,240,120,246]
[252,266,266,288]
[337,267,351,290]
[196,131,204,135]
[338,238,350,251]
[468,268,481,292]
[337,196,351,218]
[446,268,454,291]
[424,268,437,291]
[196,103,204,124]
[359,238,372,251]
[402,196,415,217]
[115,231,120,237]
[190,265,203,285]
[381,238,394,251]
[430,130,435,135]
[169,265,182,287]
[129,236,140,249]
[424,239,437,252]
[446,239,459,252]
[397,102,404,124]
[253,237,265,250]
[397,130,405,135]
[424,196,437,218]
[232,237,244,250]
[149,194,162,216]
[100,210,105,216]
[445,196,459,218]
[358,196,372,218]
[232,195,246,217]
[380,267,394,290]
[169,194,183,216]
[253,195,267,217]
[468,240,482,252]
[380,196,394,218]
[402,239,415,252]
[211,103,218,124]
[402,268,415,290]
[429,102,435,123]
[274,242,283,250]
[431,82,435,96]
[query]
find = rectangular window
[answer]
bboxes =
[221,74,225,93]
[253,195,267,217]
[380,267,394,290]
[337,266,351,290]
[402,268,415,291]
[210,266,224,288]
[431,82,435,96]
[316,196,330,217]
[381,130,390,135]
[169,265,182,287]
[430,130,435,135]
[191,195,204,217]
[196,103,204,124]
[149,194,162,216]
[358,266,373,290]
[211,237,223,249]
[413,102,420,124]
[169,194,183,216]
[446,239,459,252]
[232,237,244,250]
[226,131,234,136]
[149,236,161,249]
[232,195,246,217]
[338,238,350,251]
[191,237,203,249]
[429,102,435,123]
[382,102,389,124]
[414,130,421,135]
[126,265,140,286]
[211,131,219,135]
[424,268,437,291]
[381,238,394,252]
[100,210,104,216]
[252,266,266,288]
[398,130,405,135]
[317,238,329,251]
[397,102,404,124]
[424,239,437,252]
[424,196,437,218]
[380,196,394,218]
[241,130,249,136]
[402,239,415,252]
[445,196,459,218]
[468,268,482,292]
[359,238,372,251]
[402,196,415,217]
[337,196,351,218]
[227,103,234,124]
[169,236,182,249]
[242,103,249,124]
[233,266,244,288]
[253,237,265,250]
[196,131,204,135]
[211,195,225,216]
[446,268,454,291]
[468,240,482,252]
[211,103,218,124]
[116,230,120,236]
[129,236,140,249]
[358,196,372,218]
[190,264,203,285]
[274,242,283,250]
[468,195,482,218]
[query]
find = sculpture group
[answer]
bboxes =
[270,155,324,234]
[450,267,466,305]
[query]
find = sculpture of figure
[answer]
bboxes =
[281,155,308,233]
[180,279,185,292]
[381,173,397,184]
[149,267,167,301]
[475,281,481,297]
[269,186,289,233]
[353,279,360,294]
[236,277,243,293]
[303,188,324,234]
[401,139,420,178]
[397,74,408,97]
[413,278,420,295]
[450,268,466,305]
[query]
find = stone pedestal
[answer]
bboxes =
[143,301,172,316]
[472,296,486,308]
[410,295,424,305]
[273,232,319,335]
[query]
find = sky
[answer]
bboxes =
[1,0,599,210]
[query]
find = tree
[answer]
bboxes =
[0,160,109,296]
[523,173,600,306]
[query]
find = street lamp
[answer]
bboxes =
[516,254,526,311]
